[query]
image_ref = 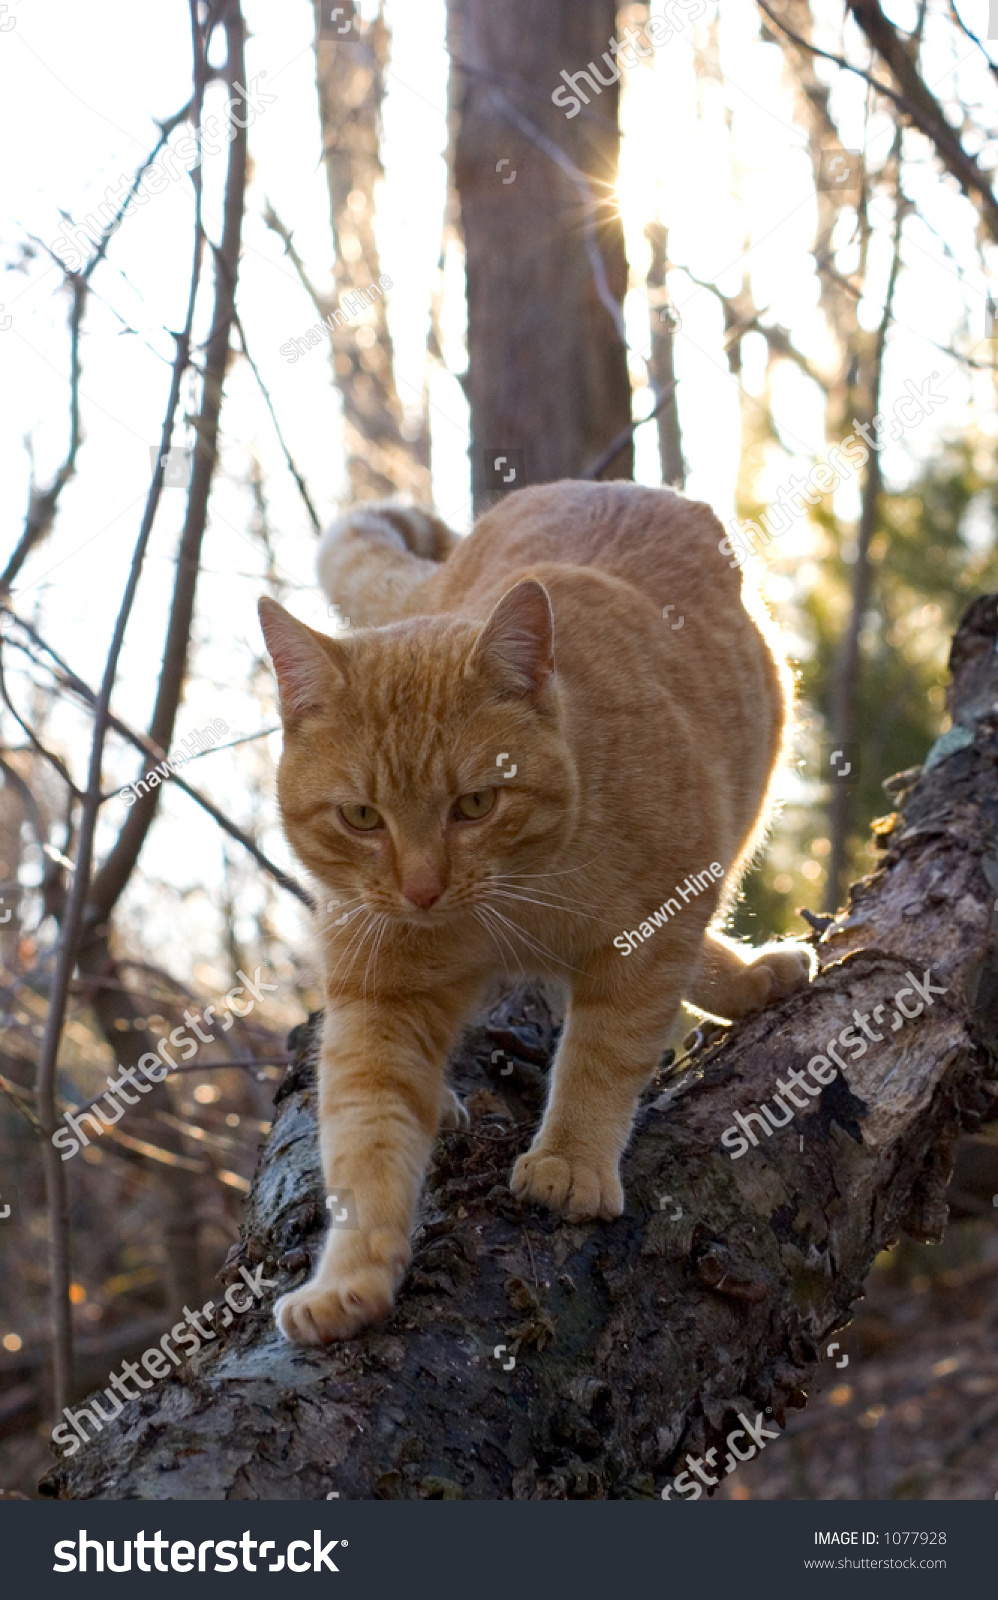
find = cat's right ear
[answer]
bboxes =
[258,598,343,724]
[466,579,555,700]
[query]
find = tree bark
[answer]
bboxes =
[41,596,998,1500]
[448,0,632,511]
[312,2,431,503]
[644,223,684,489]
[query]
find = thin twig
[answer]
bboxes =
[231,306,321,532]
[0,640,82,796]
[83,103,196,284]
[581,382,677,481]
[0,103,196,597]
[67,1057,292,1118]
[0,269,86,597]
[0,612,312,906]
[948,0,998,83]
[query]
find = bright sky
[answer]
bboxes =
[0,0,995,979]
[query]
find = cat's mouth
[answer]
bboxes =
[395,901,448,925]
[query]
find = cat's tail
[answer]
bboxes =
[317,501,458,626]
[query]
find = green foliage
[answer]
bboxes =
[730,433,998,943]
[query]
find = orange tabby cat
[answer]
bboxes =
[259,481,813,1346]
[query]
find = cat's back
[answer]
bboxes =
[422,480,740,617]
[418,480,788,812]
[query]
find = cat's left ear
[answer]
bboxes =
[467,579,554,699]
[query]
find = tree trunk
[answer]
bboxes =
[41,596,998,1500]
[645,223,684,489]
[825,140,903,910]
[312,2,431,503]
[448,0,632,512]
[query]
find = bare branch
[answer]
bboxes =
[0,634,82,797]
[757,0,998,243]
[32,2,219,1415]
[0,102,198,597]
[0,272,86,597]
[948,0,998,84]
[580,381,677,481]
[85,5,248,930]
[0,611,311,906]
[230,308,322,533]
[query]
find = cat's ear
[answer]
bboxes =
[467,579,554,698]
[258,598,343,723]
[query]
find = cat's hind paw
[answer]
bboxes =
[511,1146,623,1221]
[742,942,814,1012]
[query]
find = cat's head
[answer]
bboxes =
[258,581,578,927]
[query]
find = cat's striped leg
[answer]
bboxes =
[511,973,682,1221]
[275,993,465,1345]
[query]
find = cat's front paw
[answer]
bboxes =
[510,1145,623,1221]
[742,942,814,1012]
[275,1231,409,1345]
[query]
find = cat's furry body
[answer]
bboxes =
[259,482,812,1345]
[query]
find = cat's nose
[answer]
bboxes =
[402,881,443,909]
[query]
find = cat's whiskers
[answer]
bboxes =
[317,892,366,914]
[484,903,587,978]
[317,924,365,959]
[486,910,571,983]
[492,848,613,884]
[487,885,617,925]
[489,891,616,928]
[474,904,522,977]
[360,911,391,1035]
[325,909,382,999]
[359,911,383,1001]
[315,897,368,951]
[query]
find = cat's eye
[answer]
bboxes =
[339,803,384,832]
[454,788,497,822]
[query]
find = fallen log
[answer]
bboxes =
[40,595,998,1500]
